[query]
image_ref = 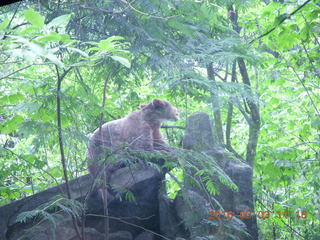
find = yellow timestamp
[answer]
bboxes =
[208,210,308,220]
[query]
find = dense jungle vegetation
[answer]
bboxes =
[0,0,319,239]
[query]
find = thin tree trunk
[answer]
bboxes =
[56,66,82,240]
[237,58,260,166]
[225,61,237,147]
[98,69,119,240]
[228,5,260,240]
[56,66,73,199]
[207,63,224,145]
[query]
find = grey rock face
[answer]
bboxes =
[178,111,258,240]
[182,111,217,151]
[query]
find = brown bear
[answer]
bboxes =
[86,98,179,184]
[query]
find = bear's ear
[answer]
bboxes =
[152,99,165,108]
[140,104,147,109]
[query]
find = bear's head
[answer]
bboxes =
[141,99,179,123]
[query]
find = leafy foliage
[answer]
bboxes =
[16,196,85,240]
[0,0,319,239]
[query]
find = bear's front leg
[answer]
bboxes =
[152,127,175,152]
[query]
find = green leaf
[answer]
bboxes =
[46,53,64,68]
[36,108,56,122]
[205,179,218,195]
[0,93,24,104]
[274,14,289,26]
[270,97,280,105]
[261,2,282,17]
[110,56,131,68]
[98,36,125,51]
[0,18,10,31]
[168,18,194,36]
[36,32,61,43]
[277,28,298,50]
[69,47,89,57]
[125,190,136,202]
[48,14,71,28]
[24,9,44,28]
[0,115,24,134]
[24,154,37,164]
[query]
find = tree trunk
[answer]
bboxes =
[207,63,224,145]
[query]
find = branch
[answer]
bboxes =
[0,63,51,81]
[98,70,116,240]
[7,1,20,29]
[224,144,245,162]
[237,58,260,125]
[286,60,320,116]
[161,125,185,130]
[226,61,236,147]
[55,66,73,199]
[119,0,177,19]
[70,60,104,68]
[249,0,312,44]
[0,3,21,40]
[55,65,83,239]
[291,141,320,148]
[105,111,117,120]
[229,5,261,168]
[3,147,61,187]
[207,62,224,145]
[86,214,171,240]
[96,66,122,240]
[232,96,252,125]
[258,200,307,239]
[61,2,128,14]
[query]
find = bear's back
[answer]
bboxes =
[86,111,151,160]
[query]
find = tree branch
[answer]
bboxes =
[237,58,260,166]
[286,61,320,116]
[98,68,120,240]
[119,0,176,19]
[161,125,185,130]
[0,63,51,81]
[86,214,171,240]
[226,61,236,147]
[249,0,312,44]
[207,62,224,145]
[55,65,83,239]
[55,65,73,199]
[3,147,61,187]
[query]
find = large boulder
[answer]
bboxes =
[86,165,162,238]
[180,111,258,240]
[1,164,162,240]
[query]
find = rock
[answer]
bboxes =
[174,190,211,239]
[180,111,258,240]
[1,175,93,240]
[134,231,154,240]
[69,230,133,240]
[69,228,104,240]
[109,231,133,240]
[158,192,188,239]
[182,111,217,151]
[2,165,162,240]
[86,165,162,238]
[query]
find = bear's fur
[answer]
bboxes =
[86,98,179,178]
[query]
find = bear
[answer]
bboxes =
[86,99,179,199]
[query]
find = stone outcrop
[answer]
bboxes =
[0,166,162,240]
[181,111,258,240]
